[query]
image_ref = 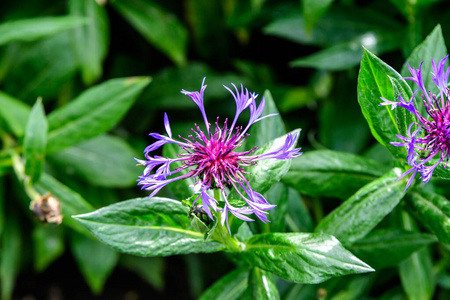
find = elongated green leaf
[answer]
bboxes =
[358,49,413,160]
[243,267,279,300]
[49,135,138,188]
[241,233,373,284]
[406,189,450,245]
[32,225,64,272]
[244,129,301,195]
[46,76,150,153]
[71,232,119,294]
[120,255,164,291]
[0,16,86,45]
[265,182,288,233]
[389,77,415,139]
[286,187,313,232]
[302,0,334,31]
[112,0,187,66]
[0,91,30,137]
[245,90,285,148]
[69,0,109,84]
[0,213,21,300]
[74,197,225,256]
[400,247,434,300]
[283,150,386,199]
[0,178,3,236]
[315,168,405,245]
[23,99,47,184]
[35,173,94,232]
[2,32,79,101]
[199,268,249,300]
[400,25,447,96]
[349,229,436,269]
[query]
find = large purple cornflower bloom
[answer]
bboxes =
[380,55,450,189]
[136,78,302,230]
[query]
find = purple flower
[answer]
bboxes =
[137,78,302,232]
[379,56,450,189]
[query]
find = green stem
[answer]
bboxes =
[211,189,242,252]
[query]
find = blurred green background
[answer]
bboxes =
[1,0,450,299]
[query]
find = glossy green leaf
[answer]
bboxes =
[241,232,374,284]
[263,8,402,47]
[243,267,279,300]
[46,76,150,153]
[70,232,119,294]
[0,16,86,45]
[282,150,386,199]
[49,135,138,188]
[32,224,64,272]
[199,268,249,300]
[400,25,447,97]
[120,255,164,291]
[0,91,31,137]
[302,0,334,32]
[23,99,47,184]
[245,90,285,148]
[0,213,21,300]
[112,0,187,66]
[389,77,415,138]
[265,182,288,233]
[74,197,225,256]
[406,189,450,245]
[69,0,109,84]
[358,48,413,159]
[349,229,436,269]
[315,168,405,245]
[35,173,94,233]
[243,129,301,195]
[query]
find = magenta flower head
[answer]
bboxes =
[136,78,302,231]
[380,55,450,189]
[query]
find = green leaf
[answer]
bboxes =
[0,91,31,137]
[245,90,286,148]
[199,268,249,300]
[0,178,4,237]
[0,213,21,300]
[23,99,48,184]
[398,212,435,300]
[400,247,434,300]
[46,76,150,153]
[349,229,436,269]
[35,173,94,233]
[49,135,138,188]
[358,48,413,160]
[241,233,374,284]
[243,267,279,300]
[302,0,334,32]
[315,168,405,245]
[400,25,447,97]
[389,76,415,138]
[120,255,165,291]
[112,0,187,66]
[74,197,225,256]
[244,129,301,195]
[32,224,65,272]
[1,32,79,101]
[0,16,86,45]
[69,0,109,85]
[282,150,387,199]
[406,189,450,245]
[286,187,313,232]
[265,182,288,233]
[70,232,119,294]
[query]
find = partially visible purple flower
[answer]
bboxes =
[137,78,302,231]
[379,56,450,189]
